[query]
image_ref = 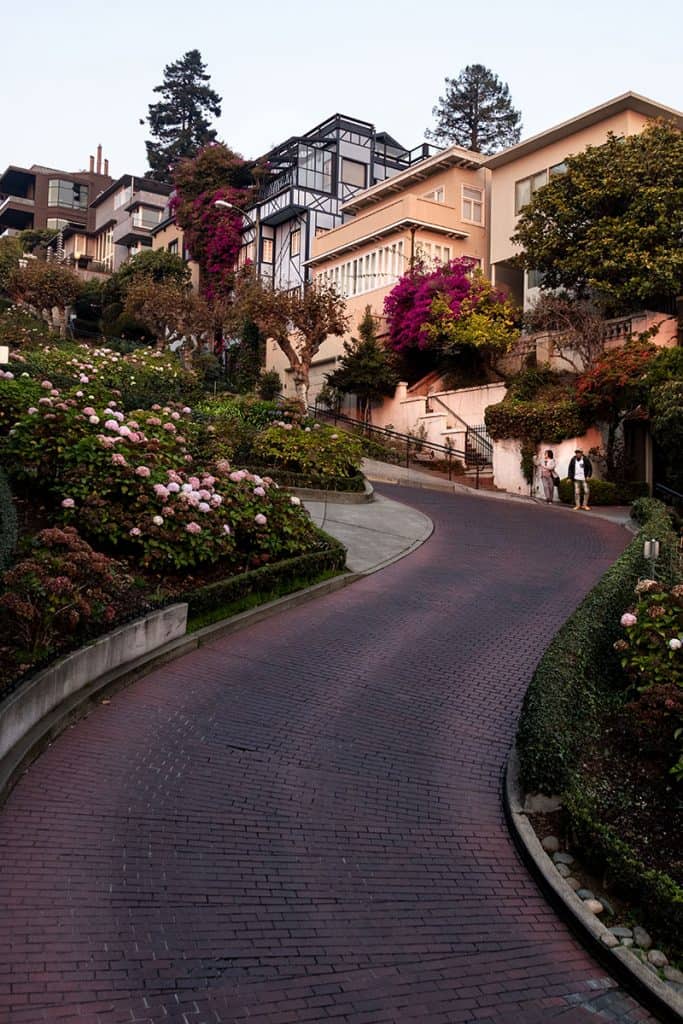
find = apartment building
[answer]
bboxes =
[266,143,488,399]
[62,175,172,276]
[0,147,112,237]
[485,92,683,309]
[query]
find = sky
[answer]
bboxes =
[1,0,681,177]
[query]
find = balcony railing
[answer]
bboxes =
[259,171,294,202]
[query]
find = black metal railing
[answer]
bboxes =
[308,405,490,486]
[466,424,494,466]
[654,482,683,509]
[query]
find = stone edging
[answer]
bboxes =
[503,746,683,1024]
[289,478,374,504]
[0,574,358,809]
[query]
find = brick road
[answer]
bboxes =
[0,487,658,1023]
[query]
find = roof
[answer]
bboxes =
[90,174,172,208]
[483,92,683,169]
[342,145,486,214]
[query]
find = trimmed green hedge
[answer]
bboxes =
[565,785,683,958]
[517,500,678,795]
[485,399,585,444]
[517,499,682,956]
[0,466,17,570]
[557,478,649,506]
[183,532,347,622]
[249,466,366,493]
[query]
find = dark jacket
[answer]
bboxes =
[568,455,592,480]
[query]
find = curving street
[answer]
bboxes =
[0,486,656,1023]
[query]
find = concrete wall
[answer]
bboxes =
[0,605,188,766]
[369,381,506,436]
[492,427,605,496]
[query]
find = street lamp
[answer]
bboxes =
[214,199,260,272]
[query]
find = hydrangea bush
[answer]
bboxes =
[254,422,363,481]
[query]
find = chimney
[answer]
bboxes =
[89,155,95,173]
[96,144,102,175]
[104,158,109,176]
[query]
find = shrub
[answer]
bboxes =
[0,467,17,570]
[258,369,282,400]
[0,527,143,660]
[615,580,683,690]
[254,423,363,482]
[556,477,649,506]
[517,500,678,795]
[485,399,585,445]
[0,375,44,436]
[620,683,683,761]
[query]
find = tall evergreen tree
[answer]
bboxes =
[426,64,522,153]
[145,50,222,182]
[325,307,398,423]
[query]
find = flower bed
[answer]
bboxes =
[516,498,682,957]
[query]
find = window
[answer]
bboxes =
[167,239,179,256]
[549,161,567,178]
[132,207,162,229]
[298,145,333,192]
[418,241,452,266]
[46,218,69,231]
[340,158,366,188]
[47,179,89,210]
[318,240,405,298]
[262,238,274,263]
[290,228,301,258]
[527,269,545,289]
[114,186,132,209]
[462,185,483,224]
[95,225,114,272]
[514,170,548,214]
[423,187,445,203]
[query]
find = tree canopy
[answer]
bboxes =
[145,49,223,182]
[426,65,522,153]
[231,273,349,407]
[512,121,683,315]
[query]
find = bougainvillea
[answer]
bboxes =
[383,258,518,357]
[171,144,255,296]
[575,336,658,419]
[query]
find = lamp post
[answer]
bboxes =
[214,199,261,276]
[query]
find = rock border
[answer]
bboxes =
[504,746,683,1024]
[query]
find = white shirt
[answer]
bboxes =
[574,458,586,481]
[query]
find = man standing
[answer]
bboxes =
[568,448,592,511]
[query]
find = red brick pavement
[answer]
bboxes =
[0,488,658,1023]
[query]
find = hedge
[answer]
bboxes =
[248,466,366,493]
[485,399,585,444]
[517,500,678,795]
[0,466,17,571]
[183,532,347,621]
[565,785,683,959]
[556,478,649,506]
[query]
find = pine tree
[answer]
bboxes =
[325,308,397,423]
[145,50,222,182]
[426,64,522,154]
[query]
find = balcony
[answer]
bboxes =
[113,215,154,248]
[0,194,35,230]
[309,194,469,264]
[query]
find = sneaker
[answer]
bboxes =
[583,505,591,511]
[573,505,581,511]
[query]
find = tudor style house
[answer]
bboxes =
[235,113,440,293]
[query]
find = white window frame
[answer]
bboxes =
[514,170,548,214]
[423,186,445,203]
[461,184,484,225]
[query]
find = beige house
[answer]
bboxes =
[486,92,683,308]
[266,145,489,401]
[151,216,200,290]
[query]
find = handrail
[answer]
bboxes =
[427,393,470,432]
[309,404,494,486]
[654,482,683,506]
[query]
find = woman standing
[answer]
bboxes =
[536,449,557,504]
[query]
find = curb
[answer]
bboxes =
[503,747,683,1024]
[289,478,374,504]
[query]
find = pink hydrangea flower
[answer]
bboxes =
[89,415,100,425]
[670,638,682,651]
[188,476,201,489]
[620,612,637,627]
[111,453,127,466]
[152,404,161,411]
[75,390,84,398]
[129,527,142,537]
[223,524,231,534]
[127,420,139,430]
[182,406,191,414]
[216,459,231,474]
[171,411,180,420]
[28,406,38,415]
[185,521,201,534]
[198,502,210,513]
[152,515,164,526]
[210,495,223,507]
[147,417,161,426]
[61,498,75,508]
[163,422,176,432]
[167,482,181,493]
[104,419,120,432]
[153,483,170,499]
[290,495,301,506]
[201,475,216,487]
[41,380,53,389]
[113,410,124,421]
[50,389,59,397]
[253,486,266,497]
[83,406,96,416]
[254,513,267,527]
